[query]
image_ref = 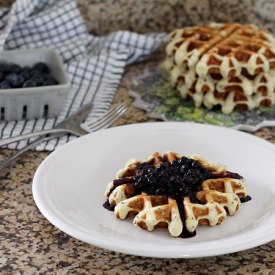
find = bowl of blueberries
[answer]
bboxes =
[0,48,70,120]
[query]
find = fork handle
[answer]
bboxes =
[0,128,70,147]
[0,134,61,171]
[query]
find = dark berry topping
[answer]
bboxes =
[103,200,115,211]
[240,195,251,203]
[132,157,211,200]
[210,171,243,180]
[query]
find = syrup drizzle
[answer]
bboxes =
[103,156,250,237]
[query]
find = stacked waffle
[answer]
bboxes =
[163,23,275,114]
[104,152,248,238]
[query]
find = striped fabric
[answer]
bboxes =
[0,0,167,151]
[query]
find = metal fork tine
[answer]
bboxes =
[88,106,127,132]
[85,104,124,127]
[81,104,127,132]
[88,105,126,129]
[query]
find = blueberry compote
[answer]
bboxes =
[104,155,249,238]
[133,157,210,202]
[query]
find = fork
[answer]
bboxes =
[0,104,127,170]
[0,103,126,147]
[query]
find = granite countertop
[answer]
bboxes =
[1,56,275,274]
[1,1,275,274]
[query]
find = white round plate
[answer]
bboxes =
[32,122,275,258]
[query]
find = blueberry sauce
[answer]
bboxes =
[209,171,243,180]
[103,200,115,211]
[132,157,210,200]
[240,195,252,203]
[104,156,249,237]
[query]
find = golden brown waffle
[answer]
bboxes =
[163,23,275,114]
[165,23,240,69]
[104,152,249,238]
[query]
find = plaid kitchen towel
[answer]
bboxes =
[0,0,167,151]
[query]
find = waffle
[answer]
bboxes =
[104,152,250,238]
[163,23,275,114]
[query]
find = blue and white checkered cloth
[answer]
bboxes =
[0,0,167,150]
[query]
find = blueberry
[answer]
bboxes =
[31,69,41,76]
[22,66,32,79]
[0,62,9,73]
[23,79,38,88]
[0,80,11,89]
[0,72,5,82]
[8,63,22,74]
[5,73,25,88]
[194,185,202,191]
[33,62,49,73]
[43,76,58,86]
[134,179,143,189]
[31,74,45,86]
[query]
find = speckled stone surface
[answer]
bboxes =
[1,52,275,274]
[1,1,275,274]
[76,0,275,35]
